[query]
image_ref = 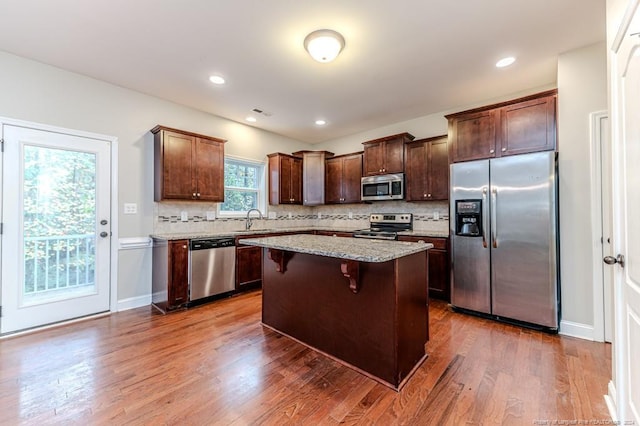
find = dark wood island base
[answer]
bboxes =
[261,248,428,390]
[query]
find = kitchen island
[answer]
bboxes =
[240,234,432,390]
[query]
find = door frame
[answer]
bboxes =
[589,110,613,343]
[0,117,119,324]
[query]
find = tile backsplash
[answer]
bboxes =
[154,200,449,235]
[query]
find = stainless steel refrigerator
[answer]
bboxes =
[449,151,559,330]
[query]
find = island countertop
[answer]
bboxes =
[239,234,432,263]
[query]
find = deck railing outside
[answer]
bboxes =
[23,234,95,294]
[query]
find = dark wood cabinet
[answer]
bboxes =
[268,153,303,205]
[152,125,225,201]
[446,90,557,163]
[325,152,363,204]
[236,244,262,290]
[152,239,189,313]
[405,135,449,201]
[362,133,414,176]
[292,150,334,206]
[398,236,450,301]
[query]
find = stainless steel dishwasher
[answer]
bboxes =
[189,237,236,303]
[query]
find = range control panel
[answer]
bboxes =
[369,213,412,225]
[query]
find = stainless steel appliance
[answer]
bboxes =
[361,173,404,201]
[353,213,412,240]
[450,151,560,330]
[189,237,236,303]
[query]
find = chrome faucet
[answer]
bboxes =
[245,208,264,230]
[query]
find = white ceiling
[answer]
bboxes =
[0,1,605,144]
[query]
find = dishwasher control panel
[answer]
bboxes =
[190,238,236,250]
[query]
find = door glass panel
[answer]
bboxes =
[22,145,97,306]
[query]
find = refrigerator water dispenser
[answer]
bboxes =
[455,199,482,236]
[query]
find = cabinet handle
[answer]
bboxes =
[501,148,506,152]
[489,149,495,154]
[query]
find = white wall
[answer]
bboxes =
[0,51,311,303]
[557,42,608,332]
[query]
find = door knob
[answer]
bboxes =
[603,254,625,267]
[100,219,108,225]
[100,231,109,238]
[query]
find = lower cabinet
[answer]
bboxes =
[152,238,189,313]
[236,242,262,290]
[398,236,450,302]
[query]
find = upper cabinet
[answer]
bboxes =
[152,125,225,202]
[325,152,363,204]
[292,150,334,206]
[405,135,449,201]
[268,153,303,205]
[446,90,557,163]
[362,132,414,176]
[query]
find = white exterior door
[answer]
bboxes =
[609,4,640,423]
[1,121,113,334]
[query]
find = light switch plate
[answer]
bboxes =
[206,211,216,221]
[181,211,188,222]
[123,203,137,215]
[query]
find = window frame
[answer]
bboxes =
[217,155,267,218]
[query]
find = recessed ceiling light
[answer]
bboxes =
[315,119,327,126]
[496,57,516,68]
[246,116,257,123]
[209,75,225,85]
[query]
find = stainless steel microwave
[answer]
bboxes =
[361,173,404,201]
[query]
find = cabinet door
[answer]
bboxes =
[500,95,556,156]
[427,249,450,301]
[363,142,385,176]
[405,142,428,201]
[168,240,189,308]
[341,153,363,203]
[383,138,405,174]
[161,131,195,199]
[427,138,449,200]
[301,152,325,205]
[325,157,343,203]
[236,245,262,289]
[290,156,303,203]
[195,138,224,201]
[449,110,497,163]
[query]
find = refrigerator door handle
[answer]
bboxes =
[482,187,489,248]
[491,187,498,248]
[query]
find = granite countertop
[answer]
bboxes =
[239,234,432,263]
[151,227,448,241]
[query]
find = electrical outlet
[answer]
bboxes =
[288,212,292,219]
[317,212,322,219]
[348,212,353,219]
[268,211,276,219]
[123,203,137,215]
[433,211,440,220]
[180,211,188,222]
[206,211,216,221]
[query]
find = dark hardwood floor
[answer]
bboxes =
[0,290,611,425]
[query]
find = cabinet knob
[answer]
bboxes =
[427,193,432,198]
[196,192,201,197]
[192,192,197,198]
[182,245,187,249]
[489,149,495,154]
[501,148,507,152]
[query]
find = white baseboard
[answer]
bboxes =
[117,294,151,311]
[605,380,618,422]
[559,320,594,340]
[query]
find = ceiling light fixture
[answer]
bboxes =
[304,29,345,63]
[209,75,225,85]
[496,57,516,68]
[246,116,257,123]
[315,119,327,126]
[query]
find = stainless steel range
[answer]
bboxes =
[353,213,413,240]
